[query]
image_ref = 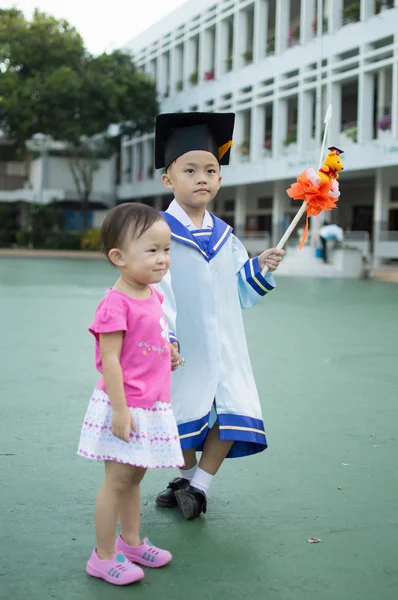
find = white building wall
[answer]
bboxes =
[44,157,114,195]
[28,156,116,206]
[120,0,398,195]
[119,0,398,262]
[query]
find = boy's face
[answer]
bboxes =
[161,150,222,212]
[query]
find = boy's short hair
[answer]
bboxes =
[100,202,164,263]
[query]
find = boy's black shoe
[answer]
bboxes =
[175,486,207,520]
[155,477,190,508]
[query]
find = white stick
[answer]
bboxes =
[261,104,333,277]
[313,103,333,245]
[318,103,332,170]
[261,202,307,275]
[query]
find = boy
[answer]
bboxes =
[154,112,284,519]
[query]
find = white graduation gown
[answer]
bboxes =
[157,202,276,458]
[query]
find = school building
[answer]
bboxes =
[118,0,398,264]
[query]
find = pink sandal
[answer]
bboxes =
[115,535,172,568]
[86,549,144,585]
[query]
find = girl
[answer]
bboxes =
[77,203,184,586]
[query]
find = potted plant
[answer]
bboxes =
[262,138,272,155]
[239,137,250,160]
[225,57,233,70]
[242,49,253,64]
[341,124,358,143]
[204,68,215,81]
[342,3,360,24]
[377,113,391,130]
[288,25,300,46]
[312,16,328,32]
[189,71,198,85]
[376,0,394,13]
[284,129,297,147]
[266,36,275,54]
[377,113,392,139]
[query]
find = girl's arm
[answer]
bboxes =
[100,331,136,442]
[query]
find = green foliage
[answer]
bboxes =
[15,205,100,251]
[43,231,82,250]
[81,228,101,251]
[0,204,16,246]
[0,9,158,144]
[0,8,159,229]
[16,230,30,247]
[189,71,198,85]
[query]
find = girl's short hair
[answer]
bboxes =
[100,202,164,263]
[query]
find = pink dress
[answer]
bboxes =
[77,287,184,469]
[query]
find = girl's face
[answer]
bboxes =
[110,220,171,286]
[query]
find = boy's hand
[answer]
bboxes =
[112,406,136,443]
[258,248,285,272]
[171,342,181,371]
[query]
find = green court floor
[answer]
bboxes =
[1,257,397,600]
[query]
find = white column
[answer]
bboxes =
[358,70,374,144]
[175,46,183,91]
[392,54,398,139]
[254,0,267,63]
[132,144,138,183]
[232,8,240,71]
[373,168,389,266]
[215,19,229,78]
[232,110,245,164]
[275,0,289,54]
[329,81,342,146]
[298,89,313,152]
[235,185,247,237]
[199,28,213,82]
[156,53,167,97]
[272,180,289,246]
[169,41,176,94]
[328,0,343,33]
[120,138,128,184]
[250,104,265,161]
[360,0,376,20]
[142,139,151,180]
[300,0,316,44]
[37,149,48,204]
[183,37,196,90]
[377,69,386,121]
[234,9,249,69]
[272,96,288,156]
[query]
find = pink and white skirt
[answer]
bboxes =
[77,389,184,469]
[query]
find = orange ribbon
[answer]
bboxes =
[218,140,233,160]
[287,171,339,249]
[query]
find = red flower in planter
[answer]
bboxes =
[204,68,215,81]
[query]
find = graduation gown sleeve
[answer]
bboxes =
[231,234,276,309]
[154,270,179,346]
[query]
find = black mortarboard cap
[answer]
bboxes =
[328,146,344,155]
[155,112,235,169]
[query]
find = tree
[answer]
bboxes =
[0,9,159,228]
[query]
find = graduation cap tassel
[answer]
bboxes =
[261,104,343,277]
[218,140,233,160]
